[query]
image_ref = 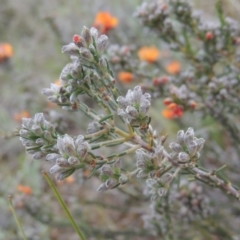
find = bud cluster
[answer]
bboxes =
[169,128,205,165]
[42,26,113,111]
[107,44,137,72]
[136,143,164,178]
[135,1,176,42]
[19,113,57,160]
[135,0,240,146]
[175,181,212,221]
[46,134,90,181]
[117,85,151,128]
[97,159,129,191]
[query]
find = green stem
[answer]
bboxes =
[164,194,174,240]
[84,128,109,140]
[90,137,125,149]
[42,172,86,240]
[8,195,28,240]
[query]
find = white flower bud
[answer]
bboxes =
[50,165,64,174]
[79,47,93,60]
[22,118,34,129]
[35,138,45,145]
[187,141,198,156]
[62,43,80,56]
[139,98,150,114]
[184,127,195,144]
[19,129,30,138]
[126,106,138,118]
[97,34,108,51]
[169,142,182,153]
[81,26,92,45]
[34,113,45,126]
[196,138,205,151]
[46,153,60,162]
[90,27,99,40]
[101,165,112,176]
[56,158,69,167]
[97,183,108,192]
[119,174,129,184]
[33,151,45,160]
[31,124,43,135]
[177,130,185,145]
[56,168,75,181]
[68,156,79,165]
[105,179,117,189]
[178,152,190,163]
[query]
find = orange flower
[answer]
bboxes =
[138,46,160,63]
[165,61,181,75]
[0,43,13,61]
[118,71,133,84]
[162,103,183,119]
[93,12,118,34]
[13,110,30,122]
[65,175,74,184]
[54,79,61,86]
[17,185,32,195]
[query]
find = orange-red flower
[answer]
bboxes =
[0,43,13,62]
[205,31,214,40]
[162,103,183,119]
[93,12,118,34]
[118,71,133,84]
[13,110,30,122]
[153,76,168,86]
[165,61,181,75]
[138,46,160,63]
[17,185,32,195]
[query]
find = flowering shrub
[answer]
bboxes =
[15,0,240,239]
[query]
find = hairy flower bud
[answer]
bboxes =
[177,130,185,145]
[79,47,93,60]
[81,26,92,45]
[169,142,182,153]
[184,127,194,144]
[62,43,80,56]
[178,152,190,163]
[97,34,108,52]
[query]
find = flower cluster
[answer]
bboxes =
[46,134,90,181]
[19,113,57,160]
[117,85,151,128]
[136,143,164,178]
[175,181,212,221]
[169,128,205,166]
[14,2,240,239]
[97,159,129,191]
[135,0,240,143]
[107,44,138,73]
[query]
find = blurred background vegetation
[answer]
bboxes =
[1,0,240,239]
